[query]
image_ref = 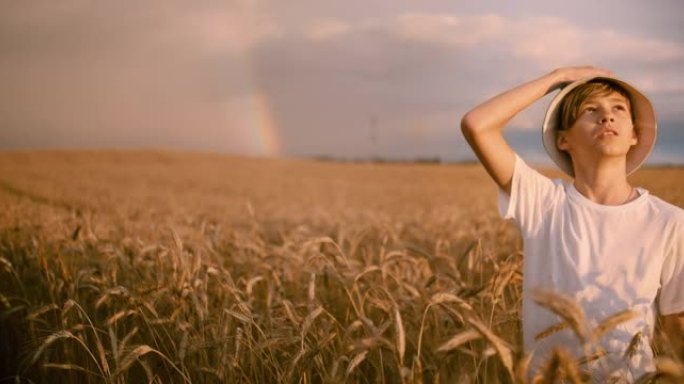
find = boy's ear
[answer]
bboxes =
[556,131,569,151]
[630,126,638,146]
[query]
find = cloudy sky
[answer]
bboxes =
[1,0,683,163]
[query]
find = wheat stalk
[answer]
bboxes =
[592,309,639,340]
[532,289,588,344]
[436,329,482,353]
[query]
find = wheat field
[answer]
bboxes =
[1,150,683,383]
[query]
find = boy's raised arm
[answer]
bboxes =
[460,66,613,194]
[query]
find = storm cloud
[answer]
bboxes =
[1,0,683,162]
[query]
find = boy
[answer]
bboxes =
[461,66,684,380]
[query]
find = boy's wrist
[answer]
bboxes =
[541,69,568,93]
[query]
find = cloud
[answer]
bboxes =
[246,11,684,161]
[503,16,684,67]
[301,13,506,48]
[294,11,684,100]
[1,3,683,160]
[175,3,283,54]
[302,12,684,68]
[305,19,352,42]
[0,1,282,56]
[290,11,684,130]
[380,13,506,48]
[0,1,286,154]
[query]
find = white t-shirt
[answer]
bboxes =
[498,155,684,380]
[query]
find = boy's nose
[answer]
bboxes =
[599,114,615,124]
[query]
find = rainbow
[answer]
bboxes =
[228,51,281,157]
[246,89,281,157]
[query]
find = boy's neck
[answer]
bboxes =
[572,158,636,206]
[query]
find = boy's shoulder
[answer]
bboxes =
[644,192,684,223]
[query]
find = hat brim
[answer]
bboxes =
[541,76,657,177]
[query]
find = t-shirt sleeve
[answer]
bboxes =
[659,222,684,315]
[497,154,558,236]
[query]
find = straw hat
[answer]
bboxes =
[541,76,657,176]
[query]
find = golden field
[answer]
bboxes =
[1,150,683,383]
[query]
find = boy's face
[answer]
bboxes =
[556,91,638,162]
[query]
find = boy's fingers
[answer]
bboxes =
[595,68,615,77]
[561,66,615,85]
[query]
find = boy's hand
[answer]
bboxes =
[551,66,615,88]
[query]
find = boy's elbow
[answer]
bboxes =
[460,112,480,139]
[461,111,502,140]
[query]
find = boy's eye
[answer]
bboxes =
[584,107,596,113]
[614,105,626,111]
